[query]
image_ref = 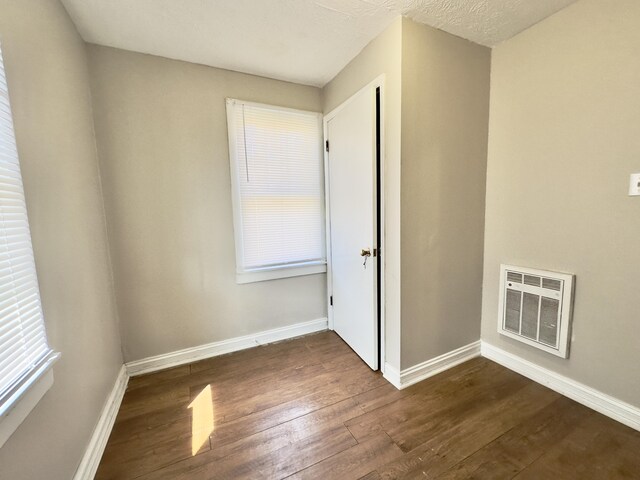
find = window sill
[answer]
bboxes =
[236,263,327,284]
[0,351,60,448]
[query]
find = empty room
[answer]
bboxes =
[0,0,639,478]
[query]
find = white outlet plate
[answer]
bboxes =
[629,173,640,196]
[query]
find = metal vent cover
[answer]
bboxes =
[497,264,575,358]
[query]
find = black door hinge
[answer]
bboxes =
[330,295,333,306]
[325,140,329,152]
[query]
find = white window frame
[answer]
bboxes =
[0,354,59,447]
[226,99,326,284]
[0,43,60,448]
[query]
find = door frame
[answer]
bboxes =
[323,75,386,373]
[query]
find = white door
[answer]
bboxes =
[325,85,378,370]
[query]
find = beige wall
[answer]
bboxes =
[323,18,403,370]
[400,18,490,369]
[0,1,123,479]
[87,46,326,362]
[483,0,640,406]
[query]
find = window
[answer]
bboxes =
[226,99,326,283]
[0,44,59,447]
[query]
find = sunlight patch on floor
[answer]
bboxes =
[189,384,214,455]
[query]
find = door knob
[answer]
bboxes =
[360,248,371,257]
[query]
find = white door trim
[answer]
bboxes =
[323,75,386,373]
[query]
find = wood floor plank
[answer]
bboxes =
[351,383,410,414]
[432,396,591,480]
[375,382,560,479]
[140,425,357,480]
[219,425,356,479]
[210,397,364,459]
[117,353,331,433]
[190,363,328,423]
[358,471,382,480]
[97,332,640,480]
[512,413,640,480]
[345,359,524,442]
[286,432,404,480]
[109,401,192,446]
[208,384,351,448]
[116,382,191,423]
[127,365,191,392]
[96,415,208,479]
[303,331,352,352]
[137,398,366,479]
[385,378,557,453]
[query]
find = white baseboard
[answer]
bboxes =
[73,365,128,480]
[125,317,328,377]
[382,364,402,389]
[384,341,481,390]
[481,342,640,432]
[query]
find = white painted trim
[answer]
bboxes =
[400,341,482,389]
[382,364,402,390]
[384,341,481,390]
[377,78,386,375]
[125,318,328,376]
[481,342,640,432]
[236,262,326,284]
[73,365,129,480]
[323,108,334,333]
[0,351,60,448]
[0,370,53,449]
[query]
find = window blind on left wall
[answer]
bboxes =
[0,44,59,426]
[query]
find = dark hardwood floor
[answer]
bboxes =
[96,331,640,479]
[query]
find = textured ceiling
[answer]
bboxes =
[61,0,578,87]
[400,0,578,46]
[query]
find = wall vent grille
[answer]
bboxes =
[498,264,575,358]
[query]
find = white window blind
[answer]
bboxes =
[0,44,58,430]
[226,99,326,283]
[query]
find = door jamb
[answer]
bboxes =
[323,75,386,373]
